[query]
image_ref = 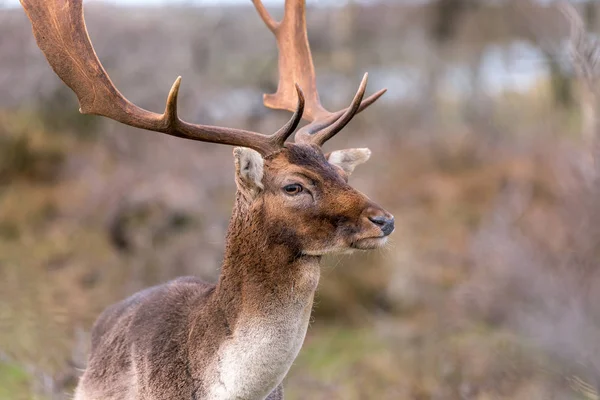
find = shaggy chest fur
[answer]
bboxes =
[206,294,315,400]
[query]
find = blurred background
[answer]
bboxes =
[2,0,600,398]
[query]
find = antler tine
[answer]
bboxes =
[253,0,279,33]
[270,84,305,147]
[296,73,369,146]
[295,88,387,137]
[20,0,302,156]
[252,0,387,147]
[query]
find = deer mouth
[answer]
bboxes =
[351,237,389,250]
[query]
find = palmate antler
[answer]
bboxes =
[21,0,384,154]
[252,0,387,146]
[20,0,305,156]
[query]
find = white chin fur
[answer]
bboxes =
[351,237,389,250]
[302,238,387,256]
[301,248,355,257]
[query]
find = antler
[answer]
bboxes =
[20,0,305,156]
[252,0,387,147]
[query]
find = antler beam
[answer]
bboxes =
[20,0,304,156]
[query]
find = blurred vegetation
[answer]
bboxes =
[2,0,600,399]
[0,113,65,185]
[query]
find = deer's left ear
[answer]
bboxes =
[326,148,371,175]
[233,147,264,199]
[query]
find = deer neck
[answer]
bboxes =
[201,193,320,399]
[216,192,321,319]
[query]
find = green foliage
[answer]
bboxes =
[0,362,31,400]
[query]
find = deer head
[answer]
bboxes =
[233,145,394,255]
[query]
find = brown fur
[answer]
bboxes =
[74,144,393,400]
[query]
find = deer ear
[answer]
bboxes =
[326,148,371,175]
[233,147,264,198]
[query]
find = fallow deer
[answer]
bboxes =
[20,0,394,398]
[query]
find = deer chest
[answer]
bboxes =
[205,297,314,400]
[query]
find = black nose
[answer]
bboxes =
[368,215,395,236]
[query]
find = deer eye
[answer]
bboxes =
[283,184,303,195]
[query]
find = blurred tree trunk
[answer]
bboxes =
[568,1,599,124]
[419,50,442,128]
[546,48,574,109]
[464,51,499,141]
[582,2,599,145]
[508,0,575,109]
[561,2,600,167]
[422,0,475,127]
[331,1,358,74]
[584,1,597,30]
[431,0,471,45]
[579,76,598,147]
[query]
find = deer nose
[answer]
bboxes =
[368,213,395,236]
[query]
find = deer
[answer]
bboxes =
[20,0,394,399]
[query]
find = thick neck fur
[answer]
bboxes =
[195,191,320,398]
[215,191,320,320]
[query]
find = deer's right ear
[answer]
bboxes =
[233,147,265,198]
[326,148,371,175]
